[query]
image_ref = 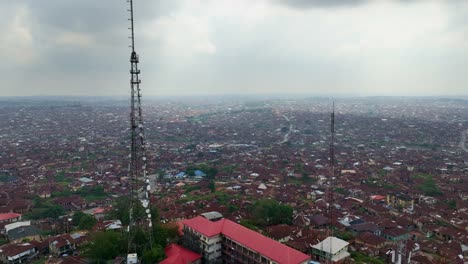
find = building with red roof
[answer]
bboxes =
[180,215,311,264]
[0,242,36,264]
[160,243,201,264]
[0,213,21,224]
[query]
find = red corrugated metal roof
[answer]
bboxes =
[160,243,201,264]
[181,216,224,237]
[181,216,310,264]
[0,213,21,221]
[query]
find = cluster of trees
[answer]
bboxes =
[186,164,218,179]
[72,211,97,230]
[82,196,179,264]
[247,199,293,227]
[418,175,443,196]
[25,198,65,220]
[52,185,107,201]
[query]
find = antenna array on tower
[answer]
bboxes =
[126,0,153,256]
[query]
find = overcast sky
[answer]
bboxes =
[1,0,467,96]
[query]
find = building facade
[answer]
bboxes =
[181,215,310,264]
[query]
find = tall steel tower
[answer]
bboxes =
[126,0,152,257]
[326,101,336,264]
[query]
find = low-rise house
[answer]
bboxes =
[311,236,350,263]
[266,224,296,243]
[0,243,36,264]
[53,196,86,211]
[94,220,122,231]
[348,222,381,236]
[0,214,21,226]
[48,234,76,256]
[354,232,387,257]
[309,215,328,229]
[382,227,409,242]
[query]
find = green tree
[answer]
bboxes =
[208,180,215,193]
[42,205,65,219]
[239,219,257,231]
[84,231,123,263]
[205,167,218,179]
[249,199,293,227]
[79,214,97,230]
[186,166,196,176]
[447,199,456,209]
[72,212,87,226]
[142,245,165,264]
[418,176,443,196]
[106,196,160,228]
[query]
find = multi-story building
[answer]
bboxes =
[386,193,414,210]
[181,214,310,264]
[311,237,350,263]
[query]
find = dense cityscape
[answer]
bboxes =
[0,96,467,263]
[2,0,468,263]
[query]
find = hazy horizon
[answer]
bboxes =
[1,0,468,96]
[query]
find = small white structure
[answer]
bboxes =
[127,253,138,264]
[258,183,267,190]
[5,221,31,233]
[311,236,350,263]
[79,177,93,183]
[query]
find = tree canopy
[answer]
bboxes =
[248,199,293,227]
[84,196,179,263]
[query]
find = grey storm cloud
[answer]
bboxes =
[0,0,467,96]
[275,0,369,8]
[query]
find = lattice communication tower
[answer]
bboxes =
[126,0,153,255]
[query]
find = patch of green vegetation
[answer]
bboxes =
[351,252,385,264]
[417,175,443,196]
[363,177,380,187]
[239,219,258,231]
[446,199,457,209]
[248,199,293,227]
[83,198,179,264]
[0,239,7,246]
[381,183,396,189]
[72,211,97,230]
[186,164,218,179]
[287,178,303,186]
[55,171,69,182]
[184,185,201,193]
[412,173,432,180]
[25,204,65,220]
[178,190,238,205]
[228,204,238,213]
[0,174,10,182]
[31,258,46,264]
[301,173,318,184]
[53,185,108,201]
[335,187,348,195]
[221,165,237,176]
[335,230,355,241]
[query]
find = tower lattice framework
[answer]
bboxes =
[126,0,153,254]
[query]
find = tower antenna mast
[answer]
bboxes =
[126,0,153,255]
[326,100,336,264]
